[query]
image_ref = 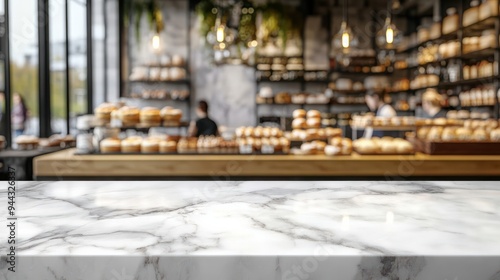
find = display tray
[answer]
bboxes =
[351,125,415,131]
[413,139,500,155]
[353,149,415,156]
[74,151,289,156]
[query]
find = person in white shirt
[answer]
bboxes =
[364,90,396,138]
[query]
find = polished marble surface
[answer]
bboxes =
[1,181,500,279]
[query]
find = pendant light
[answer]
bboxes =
[376,0,401,50]
[332,0,356,54]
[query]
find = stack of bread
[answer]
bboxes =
[287,127,342,141]
[235,126,290,153]
[196,136,238,153]
[417,119,500,142]
[94,103,118,124]
[353,137,414,155]
[160,106,183,126]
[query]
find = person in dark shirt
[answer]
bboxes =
[422,89,447,119]
[189,100,219,137]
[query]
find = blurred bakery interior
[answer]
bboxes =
[2,0,500,179]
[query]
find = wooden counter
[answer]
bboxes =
[33,149,500,179]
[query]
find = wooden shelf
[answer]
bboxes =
[463,16,499,37]
[128,79,190,84]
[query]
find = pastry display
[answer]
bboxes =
[116,106,140,127]
[325,137,353,156]
[416,118,500,142]
[353,137,414,155]
[140,107,162,127]
[100,138,121,153]
[141,138,160,154]
[160,106,183,125]
[121,137,142,153]
[94,103,118,123]
[459,87,496,107]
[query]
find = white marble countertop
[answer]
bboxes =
[5,181,500,256]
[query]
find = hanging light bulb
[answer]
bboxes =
[332,0,356,57]
[151,34,161,51]
[376,0,401,50]
[216,23,226,43]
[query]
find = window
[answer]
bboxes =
[68,0,88,133]
[50,0,68,135]
[9,0,39,140]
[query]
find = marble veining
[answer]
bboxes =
[1,181,499,256]
[1,181,500,280]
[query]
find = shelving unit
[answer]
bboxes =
[395,2,500,119]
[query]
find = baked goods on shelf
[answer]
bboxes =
[116,106,140,127]
[351,115,416,128]
[459,87,496,107]
[416,118,500,142]
[15,135,39,150]
[100,138,121,153]
[463,2,480,27]
[121,137,142,153]
[443,8,459,34]
[94,103,118,123]
[160,106,183,125]
[141,138,160,153]
[479,0,499,20]
[159,140,178,153]
[410,74,439,89]
[274,92,292,104]
[325,137,353,156]
[140,107,162,127]
[353,137,414,155]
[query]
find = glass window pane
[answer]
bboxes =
[10,0,39,140]
[69,0,87,134]
[50,0,67,134]
[0,0,5,137]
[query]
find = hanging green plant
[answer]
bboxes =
[258,2,303,50]
[123,0,165,44]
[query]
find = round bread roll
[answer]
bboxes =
[300,143,315,154]
[306,129,319,140]
[118,106,140,126]
[341,138,353,155]
[95,103,118,122]
[391,117,402,126]
[141,138,160,153]
[487,119,498,130]
[292,118,307,129]
[270,127,282,137]
[455,127,473,141]
[380,141,398,154]
[325,127,342,138]
[307,110,321,119]
[100,138,121,153]
[253,127,264,138]
[354,139,378,155]
[490,129,500,141]
[306,118,322,129]
[293,109,307,119]
[140,107,161,125]
[121,137,142,153]
[160,107,183,122]
[427,127,443,141]
[433,118,447,126]
[235,127,245,138]
[312,141,327,152]
[325,145,342,156]
[472,128,489,142]
[417,127,430,139]
[441,127,457,142]
[160,140,177,153]
[395,141,414,155]
[329,137,342,147]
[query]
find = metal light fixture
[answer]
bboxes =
[376,0,402,50]
[332,0,356,54]
[332,0,357,67]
